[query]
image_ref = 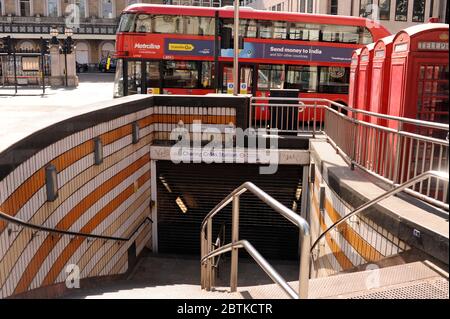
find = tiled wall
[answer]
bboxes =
[0,95,243,298]
[309,161,409,278]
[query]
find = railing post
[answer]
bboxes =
[230,195,240,292]
[299,231,310,299]
[201,227,208,290]
[206,218,213,291]
[393,122,403,184]
[313,102,317,138]
[201,229,204,289]
[350,110,358,170]
[249,98,253,129]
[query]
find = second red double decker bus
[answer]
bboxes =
[114,4,390,106]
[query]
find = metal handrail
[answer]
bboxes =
[212,223,226,269]
[201,182,310,232]
[250,97,449,130]
[250,97,449,210]
[310,170,449,254]
[200,181,310,299]
[201,240,299,299]
[0,209,153,242]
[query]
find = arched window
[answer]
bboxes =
[76,42,89,64]
[100,42,115,59]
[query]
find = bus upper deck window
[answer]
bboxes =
[136,14,152,33]
[220,18,257,39]
[273,22,287,39]
[321,25,359,43]
[241,19,257,38]
[288,23,319,41]
[259,20,274,39]
[199,17,215,36]
[118,13,137,32]
[154,15,178,34]
[184,16,200,35]
[360,27,373,44]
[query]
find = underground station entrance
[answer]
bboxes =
[156,162,304,261]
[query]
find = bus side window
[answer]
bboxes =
[200,62,214,89]
[128,61,142,95]
[146,62,160,88]
[163,61,199,89]
[258,64,285,90]
[286,66,318,92]
[318,66,350,94]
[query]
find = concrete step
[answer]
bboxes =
[63,255,448,299]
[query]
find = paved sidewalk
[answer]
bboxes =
[0,73,117,152]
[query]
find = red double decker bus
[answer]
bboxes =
[114,4,390,105]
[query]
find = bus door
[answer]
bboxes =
[220,63,256,95]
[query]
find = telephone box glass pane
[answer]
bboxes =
[416,64,449,134]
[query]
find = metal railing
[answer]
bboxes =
[200,182,311,299]
[310,170,449,275]
[0,209,152,242]
[210,223,226,285]
[0,22,117,36]
[250,97,449,211]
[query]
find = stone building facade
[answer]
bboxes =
[244,0,448,34]
[0,0,163,65]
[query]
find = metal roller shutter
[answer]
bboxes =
[157,162,303,260]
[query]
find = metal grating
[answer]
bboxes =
[308,261,448,299]
[350,278,449,299]
[156,162,303,260]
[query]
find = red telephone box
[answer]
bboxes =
[356,43,375,121]
[387,23,448,184]
[369,35,395,125]
[388,23,449,130]
[367,36,394,174]
[348,49,361,110]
